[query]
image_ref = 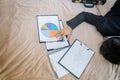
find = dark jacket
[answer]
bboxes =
[67,0,120,37]
[102,0,120,36]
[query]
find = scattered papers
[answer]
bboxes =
[37,15,94,79]
[37,15,60,42]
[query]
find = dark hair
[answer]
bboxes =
[100,37,120,64]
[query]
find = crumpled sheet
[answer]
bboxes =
[0,0,119,80]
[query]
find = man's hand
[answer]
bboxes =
[56,26,72,40]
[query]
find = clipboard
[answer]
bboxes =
[37,15,60,43]
[58,39,94,79]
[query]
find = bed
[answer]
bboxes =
[0,0,119,80]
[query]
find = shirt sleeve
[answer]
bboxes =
[66,12,86,29]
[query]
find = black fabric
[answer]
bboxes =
[67,0,120,37]
[67,12,106,36]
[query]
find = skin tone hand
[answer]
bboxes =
[56,26,72,40]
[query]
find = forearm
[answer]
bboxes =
[66,12,86,29]
[67,12,105,30]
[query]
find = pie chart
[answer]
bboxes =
[41,23,59,38]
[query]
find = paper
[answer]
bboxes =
[48,47,69,78]
[46,21,69,50]
[37,15,60,42]
[59,40,94,79]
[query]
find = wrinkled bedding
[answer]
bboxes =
[0,0,119,80]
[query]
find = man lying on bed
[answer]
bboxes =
[57,0,120,64]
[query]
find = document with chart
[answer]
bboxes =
[37,15,60,42]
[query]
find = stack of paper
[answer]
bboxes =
[37,15,94,79]
[48,47,70,78]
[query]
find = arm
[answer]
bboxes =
[56,12,86,40]
[67,12,86,29]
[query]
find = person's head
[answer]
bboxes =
[100,37,120,64]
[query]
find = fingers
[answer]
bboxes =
[58,30,64,36]
[59,33,66,40]
[56,27,72,40]
[56,30,64,40]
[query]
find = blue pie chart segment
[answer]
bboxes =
[41,30,50,38]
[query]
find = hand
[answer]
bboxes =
[57,26,72,40]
